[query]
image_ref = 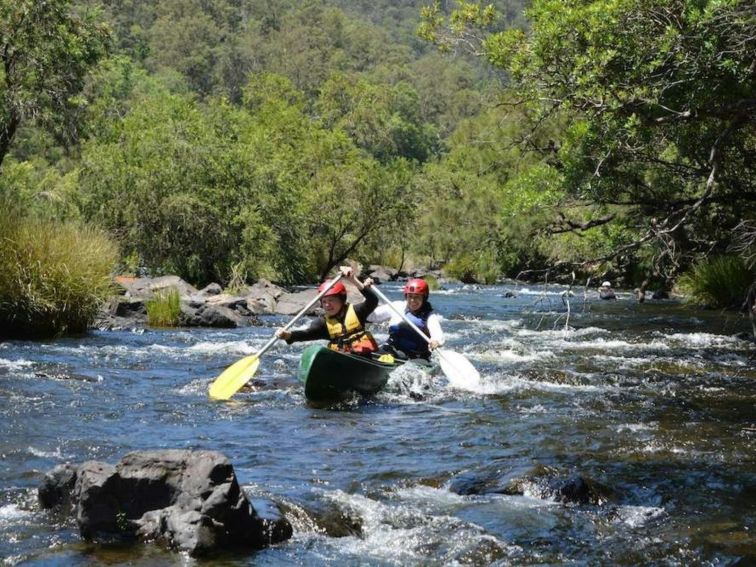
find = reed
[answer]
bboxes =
[0,212,118,338]
[146,288,181,327]
[678,255,754,310]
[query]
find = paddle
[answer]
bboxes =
[208,275,344,400]
[370,285,481,387]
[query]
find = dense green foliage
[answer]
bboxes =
[1,0,753,322]
[0,0,110,165]
[422,0,755,292]
[678,256,755,310]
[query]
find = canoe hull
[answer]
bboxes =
[297,345,395,402]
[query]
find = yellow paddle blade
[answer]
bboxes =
[208,355,261,400]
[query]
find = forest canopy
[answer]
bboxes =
[1,0,754,305]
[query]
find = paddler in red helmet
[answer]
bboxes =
[368,278,445,361]
[275,266,379,355]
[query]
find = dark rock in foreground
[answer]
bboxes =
[38,450,292,556]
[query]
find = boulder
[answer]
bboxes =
[179,303,246,328]
[365,265,398,283]
[652,288,670,300]
[38,450,292,556]
[198,283,222,296]
[245,279,287,314]
[114,276,199,300]
[274,289,320,316]
[448,463,615,506]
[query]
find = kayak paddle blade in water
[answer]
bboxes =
[370,285,481,387]
[208,355,260,400]
[207,274,344,401]
[437,348,481,390]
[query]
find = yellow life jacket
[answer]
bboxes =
[325,304,378,354]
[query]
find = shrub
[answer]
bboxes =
[146,288,181,327]
[423,273,440,291]
[0,212,118,338]
[677,256,755,310]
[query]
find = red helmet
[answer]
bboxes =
[404,278,429,297]
[318,279,347,298]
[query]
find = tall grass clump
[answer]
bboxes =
[0,211,118,338]
[146,288,181,327]
[677,255,755,310]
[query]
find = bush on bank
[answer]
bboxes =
[677,256,755,311]
[0,211,118,338]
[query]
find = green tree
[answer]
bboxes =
[79,91,259,285]
[423,0,756,286]
[0,0,110,166]
[317,72,437,162]
[305,156,413,279]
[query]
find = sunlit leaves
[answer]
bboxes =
[0,0,110,164]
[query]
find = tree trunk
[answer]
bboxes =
[0,111,20,168]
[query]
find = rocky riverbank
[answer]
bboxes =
[95,266,443,331]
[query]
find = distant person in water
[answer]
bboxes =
[599,281,617,300]
[368,278,445,360]
[275,266,379,355]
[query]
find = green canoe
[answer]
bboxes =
[297,345,398,402]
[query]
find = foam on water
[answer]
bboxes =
[614,422,657,433]
[663,332,742,348]
[464,372,612,396]
[319,488,513,564]
[613,505,665,528]
[0,358,34,371]
[478,349,557,365]
[26,446,64,459]
[550,337,671,354]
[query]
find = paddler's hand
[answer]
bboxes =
[428,339,440,350]
[339,265,369,289]
[276,328,292,341]
[362,277,374,288]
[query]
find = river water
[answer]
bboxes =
[1,283,754,565]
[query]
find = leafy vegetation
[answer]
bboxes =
[0,210,117,338]
[420,0,755,298]
[146,288,181,327]
[678,256,755,310]
[1,0,754,339]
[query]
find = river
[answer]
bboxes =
[1,282,754,565]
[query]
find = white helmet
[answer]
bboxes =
[601,281,612,288]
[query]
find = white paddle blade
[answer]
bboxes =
[437,349,480,390]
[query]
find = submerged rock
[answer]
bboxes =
[38,450,292,557]
[449,463,616,505]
